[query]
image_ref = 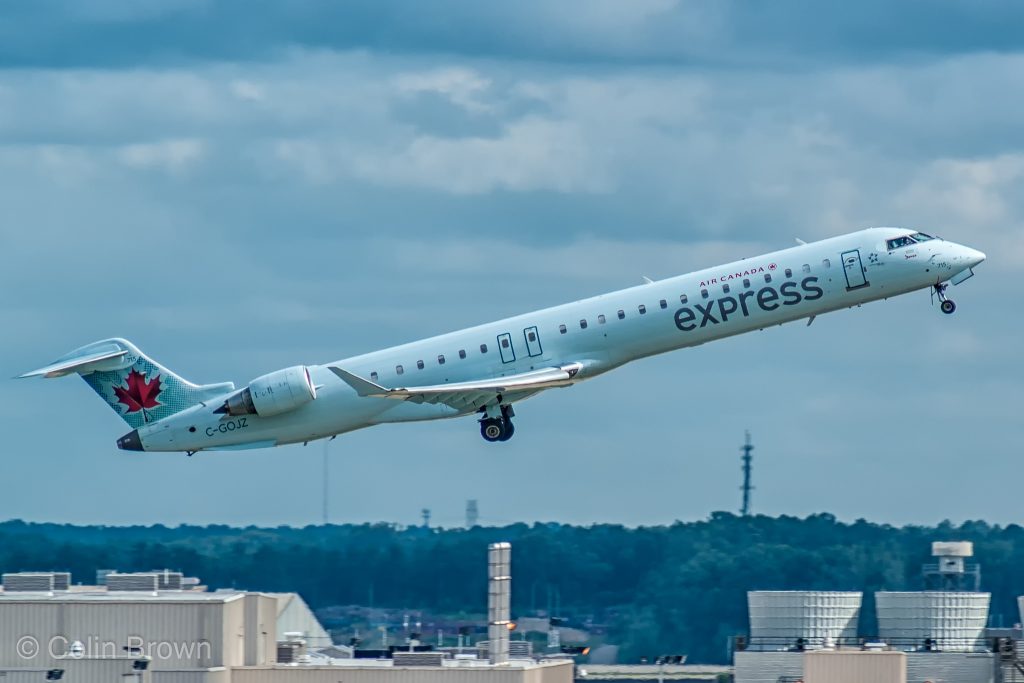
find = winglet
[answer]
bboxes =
[328,367,389,397]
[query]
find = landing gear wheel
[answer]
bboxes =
[940,299,956,315]
[481,418,506,442]
[497,420,515,442]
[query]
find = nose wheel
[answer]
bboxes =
[934,284,956,315]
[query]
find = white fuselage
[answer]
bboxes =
[136,228,984,452]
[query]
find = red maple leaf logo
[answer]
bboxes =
[113,369,163,421]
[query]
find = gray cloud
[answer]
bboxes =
[4,1,1024,69]
[0,6,1021,526]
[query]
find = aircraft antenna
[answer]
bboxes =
[740,430,754,516]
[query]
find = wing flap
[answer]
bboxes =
[328,363,582,410]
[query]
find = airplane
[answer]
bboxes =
[19,227,984,454]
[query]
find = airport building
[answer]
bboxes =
[733,541,1014,683]
[0,557,572,683]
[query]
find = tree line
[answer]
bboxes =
[1,513,1022,663]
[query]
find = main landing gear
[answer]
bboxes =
[934,283,957,315]
[480,404,515,442]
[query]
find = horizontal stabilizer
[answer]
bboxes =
[18,338,235,428]
[17,344,129,379]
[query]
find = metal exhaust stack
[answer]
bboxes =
[488,542,511,665]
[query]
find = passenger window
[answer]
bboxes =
[438,355,445,365]
[416,360,424,370]
[680,294,688,304]
[459,349,467,359]
[527,331,537,342]
[823,258,831,268]
[617,310,625,319]
[638,305,646,315]
[764,274,772,283]
[802,263,811,273]
[396,365,404,375]
[480,344,488,353]
[701,288,709,299]
[659,299,667,309]
[785,268,792,278]
[722,284,730,294]
[580,319,588,329]
[370,371,378,381]
[743,279,750,288]
[501,338,510,348]
[598,314,606,324]
[559,324,567,334]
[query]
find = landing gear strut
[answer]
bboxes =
[934,284,956,315]
[480,404,515,442]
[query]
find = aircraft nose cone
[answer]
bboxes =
[117,429,143,451]
[965,248,986,267]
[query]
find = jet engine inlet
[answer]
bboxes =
[216,366,317,418]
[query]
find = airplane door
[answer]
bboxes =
[523,326,543,357]
[841,249,869,290]
[497,333,516,364]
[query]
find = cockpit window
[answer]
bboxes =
[886,236,916,250]
[888,232,935,250]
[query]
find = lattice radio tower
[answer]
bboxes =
[740,431,754,516]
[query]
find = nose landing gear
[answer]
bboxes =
[480,404,515,442]
[934,284,956,315]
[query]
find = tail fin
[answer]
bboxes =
[19,338,235,428]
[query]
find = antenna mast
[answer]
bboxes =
[322,441,329,525]
[740,430,754,516]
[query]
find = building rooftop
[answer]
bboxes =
[0,587,250,602]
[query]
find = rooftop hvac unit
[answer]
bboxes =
[748,591,862,651]
[875,591,990,652]
[105,573,160,592]
[2,572,70,592]
[152,571,183,590]
[392,651,446,667]
[277,642,306,664]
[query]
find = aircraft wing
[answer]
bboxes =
[328,363,583,412]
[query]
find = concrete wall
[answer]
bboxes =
[736,649,996,683]
[905,652,995,683]
[804,651,905,683]
[232,662,574,683]
[0,599,231,668]
[0,657,152,683]
[244,594,278,666]
[733,651,803,683]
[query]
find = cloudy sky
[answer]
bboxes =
[2,1,1022,528]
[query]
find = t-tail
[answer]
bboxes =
[17,338,235,441]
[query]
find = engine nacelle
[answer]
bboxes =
[219,366,317,418]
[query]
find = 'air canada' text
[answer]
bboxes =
[675,277,824,331]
